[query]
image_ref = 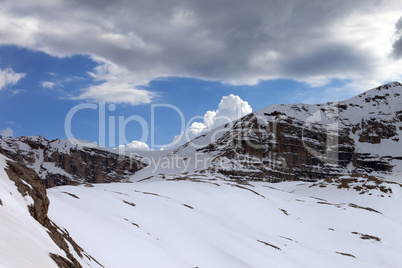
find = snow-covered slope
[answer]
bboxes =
[47,174,402,267]
[0,153,63,268]
[0,152,102,268]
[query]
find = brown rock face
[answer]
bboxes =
[357,119,397,144]
[5,159,50,226]
[0,136,145,188]
[192,82,402,182]
[3,157,99,267]
[198,114,355,182]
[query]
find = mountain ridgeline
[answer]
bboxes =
[1,82,401,268]
[0,136,145,188]
[1,82,402,187]
[169,81,402,182]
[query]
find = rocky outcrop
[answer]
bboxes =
[198,114,354,182]
[5,159,50,226]
[0,136,145,188]
[3,150,102,267]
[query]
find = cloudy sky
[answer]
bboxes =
[0,0,401,148]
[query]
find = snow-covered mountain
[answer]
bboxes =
[131,81,402,183]
[1,82,402,267]
[0,136,144,187]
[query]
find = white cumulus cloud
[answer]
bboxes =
[206,94,253,129]
[75,60,156,105]
[117,140,149,152]
[0,67,25,90]
[0,127,14,137]
[162,94,252,149]
[120,94,252,151]
[42,81,55,88]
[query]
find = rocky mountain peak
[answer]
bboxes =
[150,82,402,183]
[0,136,145,188]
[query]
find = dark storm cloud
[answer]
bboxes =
[392,17,402,59]
[281,44,371,77]
[0,0,401,102]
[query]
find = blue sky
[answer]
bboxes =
[0,1,401,149]
[0,47,315,146]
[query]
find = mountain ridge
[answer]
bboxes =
[0,136,144,188]
[1,82,401,267]
[131,81,402,183]
[1,81,401,187]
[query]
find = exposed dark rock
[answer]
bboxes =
[192,82,402,181]
[50,253,78,268]
[2,148,102,267]
[0,136,146,188]
[335,252,356,258]
[5,160,50,225]
[198,115,355,182]
[358,119,397,144]
[351,232,381,242]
